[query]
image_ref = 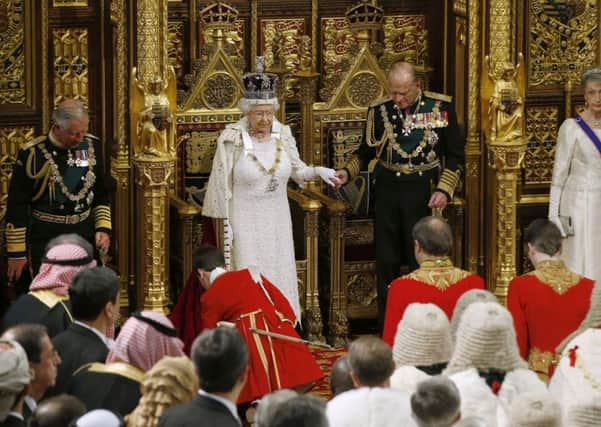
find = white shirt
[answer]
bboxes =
[198,389,241,425]
[74,320,114,349]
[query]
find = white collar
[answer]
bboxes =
[74,320,114,349]
[198,389,241,424]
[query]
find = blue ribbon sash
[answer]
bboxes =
[575,114,601,155]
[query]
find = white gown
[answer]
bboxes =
[203,118,309,319]
[550,119,601,287]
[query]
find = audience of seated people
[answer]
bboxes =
[1,217,600,426]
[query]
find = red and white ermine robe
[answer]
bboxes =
[200,269,323,403]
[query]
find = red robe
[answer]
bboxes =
[200,269,323,403]
[170,272,205,355]
[507,260,593,378]
[382,258,485,346]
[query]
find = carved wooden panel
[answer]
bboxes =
[52,27,89,107]
[524,106,559,185]
[53,0,88,6]
[528,0,597,87]
[381,15,428,69]
[320,17,358,102]
[0,0,27,105]
[167,21,185,78]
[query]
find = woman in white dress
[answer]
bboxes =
[549,66,601,287]
[203,61,339,320]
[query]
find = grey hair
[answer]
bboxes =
[255,389,297,427]
[580,66,601,88]
[52,99,88,128]
[44,233,94,257]
[411,376,461,427]
[238,98,280,115]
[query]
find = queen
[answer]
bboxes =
[203,58,339,320]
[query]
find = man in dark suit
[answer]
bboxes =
[158,327,249,427]
[48,267,119,396]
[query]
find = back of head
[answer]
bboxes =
[29,394,86,427]
[330,355,354,397]
[412,216,453,257]
[524,219,562,256]
[450,290,498,342]
[107,311,184,372]
[270,395,327,427]
[193,246,225,271]
[445,302,526,375]
[508,392,561,427]
[255,389,297,427]
[567,398,601,427]
[0,339,31,421]
[191,328,248,393]
[126,356,198,427]
[348,336,394,387]
[69,267,120,321]
[71,409,124,427]
[1,323,47,363]
[393,303,452,367]
[411,376,460,427]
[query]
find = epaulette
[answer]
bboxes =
[20,135,47,151]
[423,91,452,103]
[85,133,100,140]
[369,96,390,108]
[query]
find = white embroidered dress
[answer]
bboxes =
[203,117,309,319]
[550,119,601,287]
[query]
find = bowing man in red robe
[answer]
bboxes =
[382,216,484,346]
[507,219,593,381]
[196,246,323,404]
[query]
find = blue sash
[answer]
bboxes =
[575,114,601,155]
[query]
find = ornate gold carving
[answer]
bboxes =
[346,72,383,108]
[184,131,219,174]
[331,128,363,169]
[136,0,169,91]
[529,0,597,87]
[41,0,49,130]
[201,19,244,59]
[52,28,89,106]
[344,220,373,246]
[251,0,257,71]
[202,72,238,109]
[0,127,34,220]
[454,0,467,16]
[167,21,184,78]
[528,347,556,381]
[524,106,558,185]
[0,0,26,104]
[347,271,377,306]
[330,311,349,347]
[381,15,428,70]
[489,0,511,63]
[262,19,305,99]
[53,0,88,5]
[405,258,470,290]
[320,17,358,101]
[304,306,324,343]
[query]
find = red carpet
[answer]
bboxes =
[308,346,348,400]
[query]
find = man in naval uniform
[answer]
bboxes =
[335,61,465,329]
[5,99,111,294]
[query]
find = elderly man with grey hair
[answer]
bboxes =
[5,99,111,294]
[410,376,461,427]
[0,339,31,427]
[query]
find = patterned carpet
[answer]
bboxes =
[308,346,348,400]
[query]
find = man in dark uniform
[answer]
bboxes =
[5,99,111,294]
[335,61,465,329]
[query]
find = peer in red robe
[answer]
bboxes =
[508,260,593,380]
[200,268,323,403]
[382,257,484,346]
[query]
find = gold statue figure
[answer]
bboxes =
[482,53,526,145]
[137,76,176,158]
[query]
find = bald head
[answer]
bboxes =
[412,216,453,257]
[388,61,420,109]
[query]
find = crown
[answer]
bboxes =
[241,57,279,100]
[345,0,384,32]
[199,1,238,31]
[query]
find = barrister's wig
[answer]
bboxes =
[450,289,498,342]
[508,392,561,427]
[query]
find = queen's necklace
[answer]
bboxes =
[248,138,283,193]
[39,142,96,210]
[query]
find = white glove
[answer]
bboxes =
[548,185,567,237]
[314,166,340,187]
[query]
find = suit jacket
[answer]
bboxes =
[158,395,240,427]
[1,293,71,337]
[0,414,25,427]
[48,322,109,396]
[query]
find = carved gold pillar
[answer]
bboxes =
[297,69,320,192]
[131,0,176,312]
[465,0,481,274]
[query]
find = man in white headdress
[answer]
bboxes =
[444,302,546,427]
[390,303,452,394]
[549,282,601,423]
